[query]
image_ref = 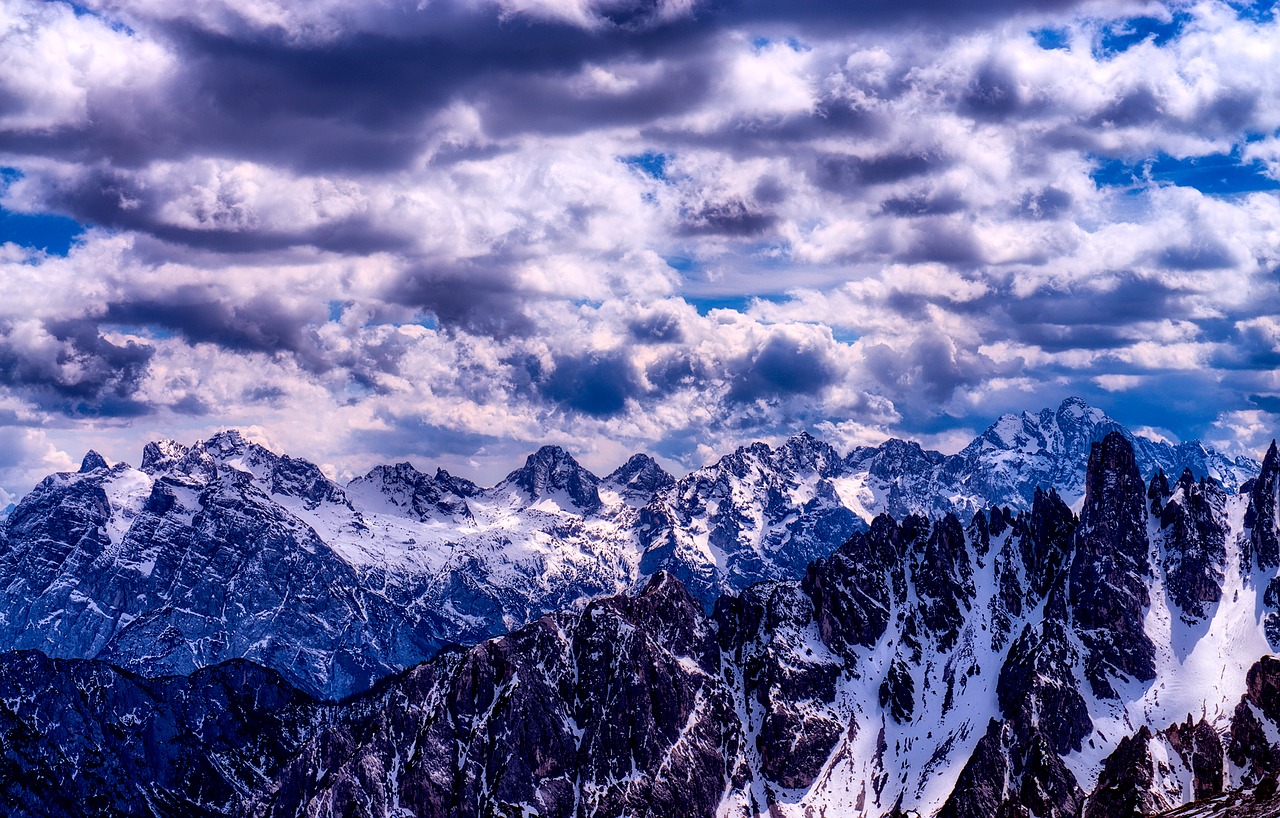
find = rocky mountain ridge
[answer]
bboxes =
[0,398,1259,698]
[4,431,1280,816]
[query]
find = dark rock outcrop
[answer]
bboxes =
[498,445,603,512]
[0,651,312,818]
[1230,656,1280,784]
[1165,717,1225,802]
[997,611,1092,755]
[0,460,441,698]
[259,572,740,818]
[604,453,675,504]
[1069,432,1156,698]
[1157,470,1228,623]
[1247,441,1280,573]
[802,513,904,659]
[716,582,842,789]
[939,719,1083,818]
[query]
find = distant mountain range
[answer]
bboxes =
[4,429,1280,817]
[0,397,1259,699]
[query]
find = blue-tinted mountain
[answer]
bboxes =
[0,398,1259,700]
[5,434,1280,816]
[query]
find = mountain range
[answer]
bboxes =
[3,427,1280,816]
[0,397,1259,699]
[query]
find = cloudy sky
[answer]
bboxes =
[1,0,1280,500]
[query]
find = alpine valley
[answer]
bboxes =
[4,398,1280,817]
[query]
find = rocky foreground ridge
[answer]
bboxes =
[0,398,1258,698]
[4,431,1280,816]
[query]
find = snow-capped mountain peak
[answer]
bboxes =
[493,444,603,512]
[603,453,674,506]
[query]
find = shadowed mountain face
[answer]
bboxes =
[0,399,1259,700]
[4,432,1280,817]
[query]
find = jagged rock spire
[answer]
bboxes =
[1069,431,1156,698]
[504,445,602,511]
[1246,439,1280,572]
[78,451,108,473]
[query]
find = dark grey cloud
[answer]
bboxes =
[629,310,686,343]
[880,189,968,217]
[1156,239,1237,271]
[28,167,412,256]
[1085,86,1164,128]
[679,199,777,236]
[960,60,1036,120]
[1191,87,1258,133]
[542,349,643,416]
[899,218,985,266]
[1015,186,1073,219]
[864,331,1004,407]
[1,19,653,172]
[993,274,1190,351]
[385,262,536,339]
[0,319,154,417]
[100,289,329,369]
[645,349,704,392]
[727,332,840,402]
[715,0,1091,30]
[471,56,717,140]
[1210,318,1280,370]
[817,150,951,193]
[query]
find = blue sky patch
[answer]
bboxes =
[1095,13,1192,57]
[1233,0,1278,22]
[1090,150,1280,196]
[0,208,85,256]
[1032,27,1070,51]
[663,255,699,274]
[621,152,668,181]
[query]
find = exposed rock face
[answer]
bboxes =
[1165,717,1225,802]
[638,432,864,603]
[258,572,741,818]
[495,444,604,513]
[715,581,843,790]
[1230,656,1280,784]
[1017,487,1077,602]
[347,461,477,522]
[1085,725,1160,818]
[927,396,1256,517]
[1155,469,1228,622]
[0,446,442,698]
[1247,442,1280,573]
[910,512,974,652]
[997,612,1092,756]
[1069,431,1156,698]
[0,398,1259,702]
[939,719,1083,818]
[801,513,904,658]
[1246,443,1280,647]
[78,450,108,473]
[0,650,312,818]
[1152,790,1280,818]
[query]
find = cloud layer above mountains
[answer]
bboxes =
[2,0,1280,495]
